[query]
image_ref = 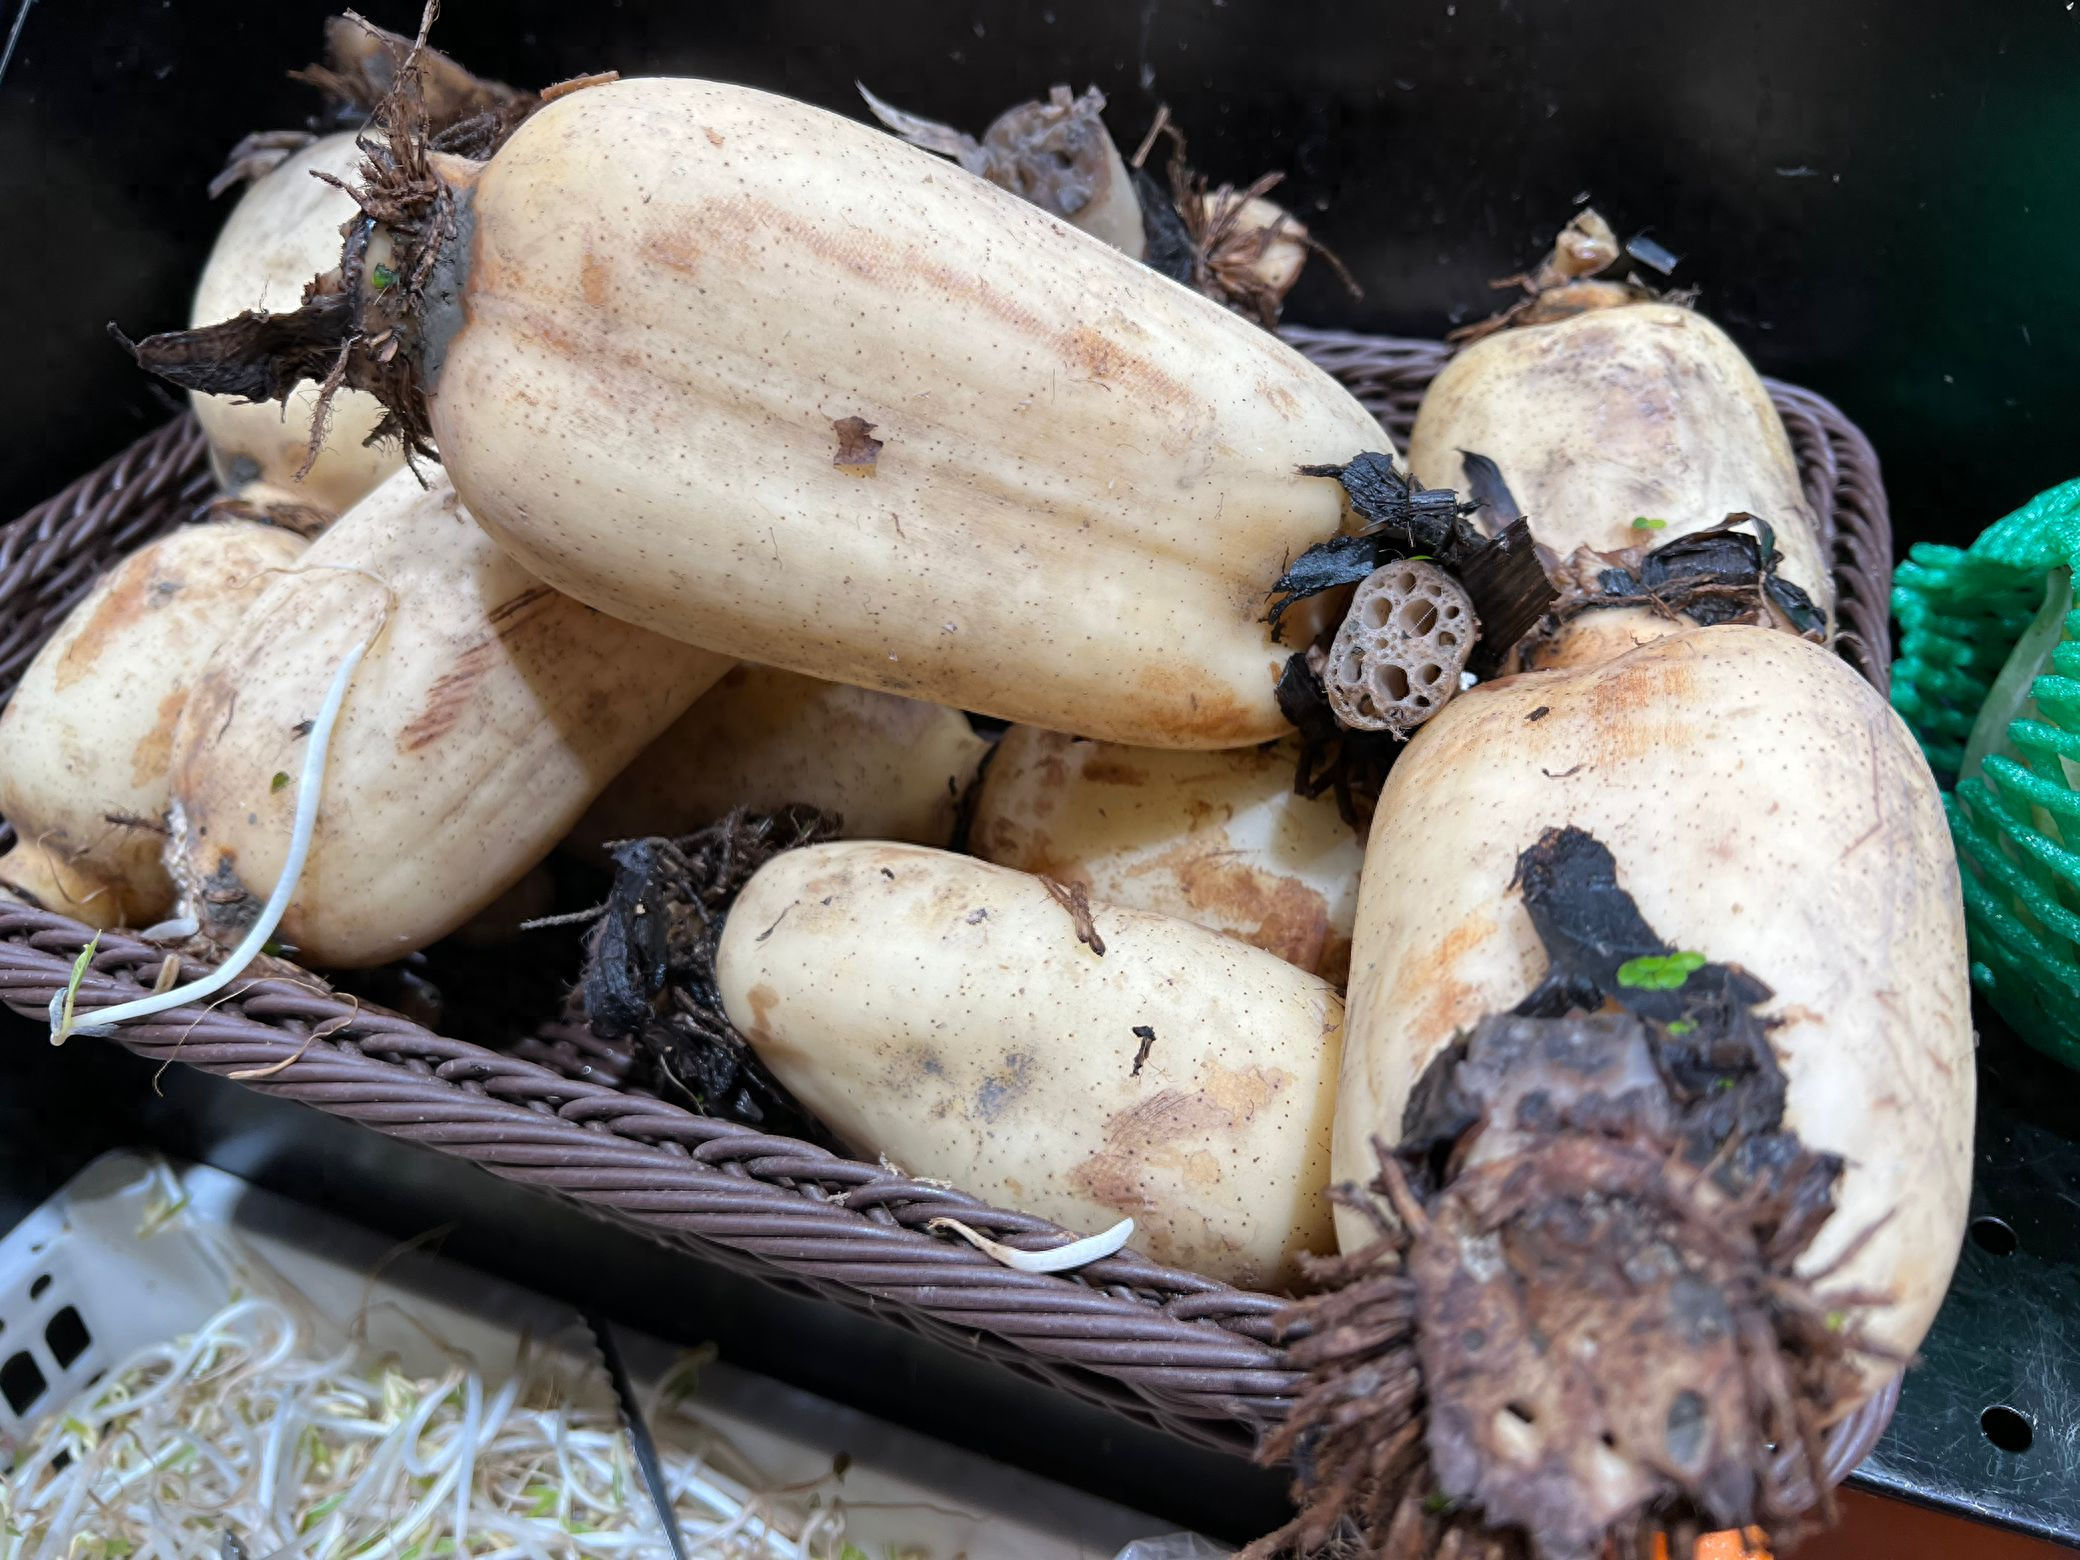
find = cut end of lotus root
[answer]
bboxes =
[1314,561,1477,736]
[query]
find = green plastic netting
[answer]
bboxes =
[1892,478,2080,1067]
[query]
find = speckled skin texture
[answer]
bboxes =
[970,727,1364,984]
[1407,305,1834,663]
[168,467,729,967]
[1335,626,1973,1370]
[572,665,989,856]
[719,841,1347,1289]
[189,133,399,514]
[422,79,1385,748]
[0,522,306,928]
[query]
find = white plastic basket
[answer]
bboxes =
[0,1150,1180,1557]
[0,1154,232,1450]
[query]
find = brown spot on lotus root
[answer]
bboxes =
[743,982,781,1034]
[832,416,883,473]
[1317,561,1476,736]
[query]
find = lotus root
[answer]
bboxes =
[1315,561,1476,735]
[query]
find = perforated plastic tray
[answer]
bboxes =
[0,1149,1177,1556]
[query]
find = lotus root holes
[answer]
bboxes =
[1319,560,1477,736]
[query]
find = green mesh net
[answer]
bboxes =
[1892,478,2080,1067]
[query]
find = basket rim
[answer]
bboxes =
[0,328,1901,1484]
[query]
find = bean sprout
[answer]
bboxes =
[50,636,371,1044]
[0,1294,889,1560]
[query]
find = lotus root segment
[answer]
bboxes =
[1314,561,1476,735]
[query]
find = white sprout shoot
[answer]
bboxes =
[0,1291,885,1559]
[924,1215,1134,1273]
[48,638,370,1045]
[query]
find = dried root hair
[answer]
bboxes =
[1132,110,1359,327]
[129,5,613,476]
[1449,209,1694,345]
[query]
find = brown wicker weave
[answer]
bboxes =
[0,334,1902,1482]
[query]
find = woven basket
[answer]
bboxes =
[0,332,1901,1495]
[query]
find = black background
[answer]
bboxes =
[3,0,2077,544]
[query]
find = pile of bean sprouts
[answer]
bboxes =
[0,1294,873,1560]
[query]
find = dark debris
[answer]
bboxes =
[578,805,840,1136]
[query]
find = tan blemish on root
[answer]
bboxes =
[56,557,182,693]
[399,638,499,753]
[744,981,781,1033]
[1587,652,1698,765]
[1203,1059,1287,1125]
[129,687,190,790]
[1097,1061,1288,1151]
[1069,1063,1288,1236]
[1068,1153,1160,1217]
[1130,660,1258,747]
[1171,848,1333,975]
[579,247,611,309]
[1077,755,1151,786]
[397,586,555,753]
[1403,910,1498,1045]
[1256,380,1301,417]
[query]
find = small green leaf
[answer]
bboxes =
[304,1494,345,1529]
[840,1546,872,1560]
[1423,1493,1459,1515]
[372,263,398,291]
[1712,1076,1737,1093]
[1615,950,1705,991]
[1631,516,1668,531]
[1666,1018,1697,1037]
[61,1417,91,1442]
[525,1483,557,1519]
[1826,1310,1847,1332]
[432,1542,457,1557]
[102,1540,132,1556]
[271,771,291,793]
[55,932,101,1042]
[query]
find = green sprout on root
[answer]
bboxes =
[1616,950,1705,991]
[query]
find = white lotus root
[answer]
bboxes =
[1314,561,1477,735]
